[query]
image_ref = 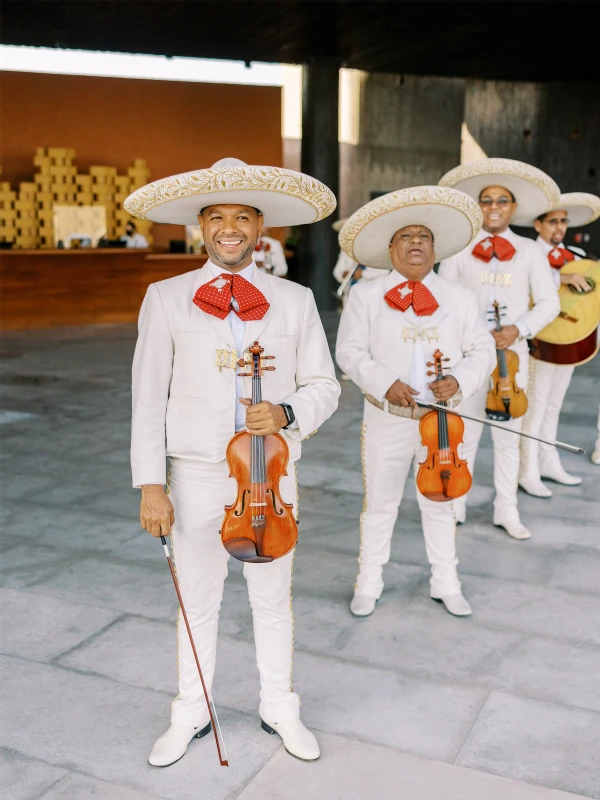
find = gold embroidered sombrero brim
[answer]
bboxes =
[438,158,560,225]
[519,192,600,228]
[338,186,483,269]
[124,158,337,227]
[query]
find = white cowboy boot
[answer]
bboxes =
[494,515,532,540]
[540,457,582,486]
[432,592,472,617]
[148,722,211,767]
[519,476,553,498]
[350,594,377,617]
[261,718,320,761]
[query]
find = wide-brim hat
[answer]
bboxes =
[331,217,348,232]
[438,158,560,225]
[124,157,336,227]
[519,192,600,228]
[338,186,483,269]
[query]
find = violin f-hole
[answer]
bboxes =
[233,489,250,517]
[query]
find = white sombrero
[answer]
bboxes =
[124,157,337,227]
[338,186,483,269]
[438,158,560,225]
[519,192,600,228]
[331,217,348,233]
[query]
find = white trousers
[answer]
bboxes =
[520,357,575,480]
[453,353,530,523]
[356,400,461,599]
[169,458,299,727]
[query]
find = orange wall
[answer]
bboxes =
[1,71,283,249]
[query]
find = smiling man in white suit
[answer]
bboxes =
[125,158,340,767]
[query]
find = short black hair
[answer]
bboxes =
[126,221,136,229]
[478,188,516,202]
[199,205,262,216]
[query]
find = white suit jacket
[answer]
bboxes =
[438,227,560,345]
[131,265,340,487]
[336,270,496,404]
[252,235,288,277]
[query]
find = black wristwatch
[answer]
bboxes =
[280,403,295,429]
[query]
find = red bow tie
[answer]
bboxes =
[472,235,516,263]
[384,280,439,316]
[548,246,575,269]
[193,272,269,321]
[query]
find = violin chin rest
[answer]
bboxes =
[485,408,512,422]
[223,537,274,563]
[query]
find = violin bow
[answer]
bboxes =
[159,535,229,767]
[336,267,356,297]
[416,402,585,455]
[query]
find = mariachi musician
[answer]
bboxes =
[336,186,495,618]
[518,193,600,495]
[438,159,560,540]
[126,158,339,766]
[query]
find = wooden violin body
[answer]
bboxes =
[531,259,600,366]
[220,341,298,563]
[417,411,472,502]
[485,301,528,421]
[485,349,528,421]
[416,350,472,502]
[222,431,297,563]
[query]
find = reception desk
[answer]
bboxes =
[0,249,209,329]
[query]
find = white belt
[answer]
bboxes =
[364,393,429,420]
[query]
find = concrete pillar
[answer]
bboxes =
[299,60,340,310]
[340,73,466,217]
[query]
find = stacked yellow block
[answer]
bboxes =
[115,158,153,244]
[0,172,18,245]
[3,149,153,248]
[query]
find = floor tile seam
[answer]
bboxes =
[215,632,600,714]
[35,769,170,800]
[50,612,130,664]
[452,687,493,766]
[222,557,600,610]
[0,746,75,799]
[0,584,174,620]
[0,651,278,727]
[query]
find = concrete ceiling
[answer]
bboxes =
[2,1,595,83]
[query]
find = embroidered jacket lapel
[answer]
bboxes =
[241,268,274,352]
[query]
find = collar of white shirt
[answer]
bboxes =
[387,269,435,289]
[536,236,564,254]
[472,226,520,246]
[208,259,255,283]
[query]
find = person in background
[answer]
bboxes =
[518,192,600,496]
[122,220,149,249]
[333,217,389,380]
[253,228,288,276]
[437,158,560,541]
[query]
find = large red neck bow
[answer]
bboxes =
[548,246,575,269]
[384,280,439,316]
[472,235,516,263]
[193,273,269,321]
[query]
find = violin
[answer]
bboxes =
[485,301,528,421]
[221,341,298,563]
[416,349,472,502]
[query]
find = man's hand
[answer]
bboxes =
[561,273,591,293]
[492,324,519,350]
[385,380,420,408]
[140,485,175,538]
[428,375,459,402]
[240,399,287,435]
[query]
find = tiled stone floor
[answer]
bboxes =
[1,316,599,799]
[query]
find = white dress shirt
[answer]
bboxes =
[123,232,149,249]
[208,260,253,430]
[438,226,559,342]
[535,236,582,289]
[208,259,298,432]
